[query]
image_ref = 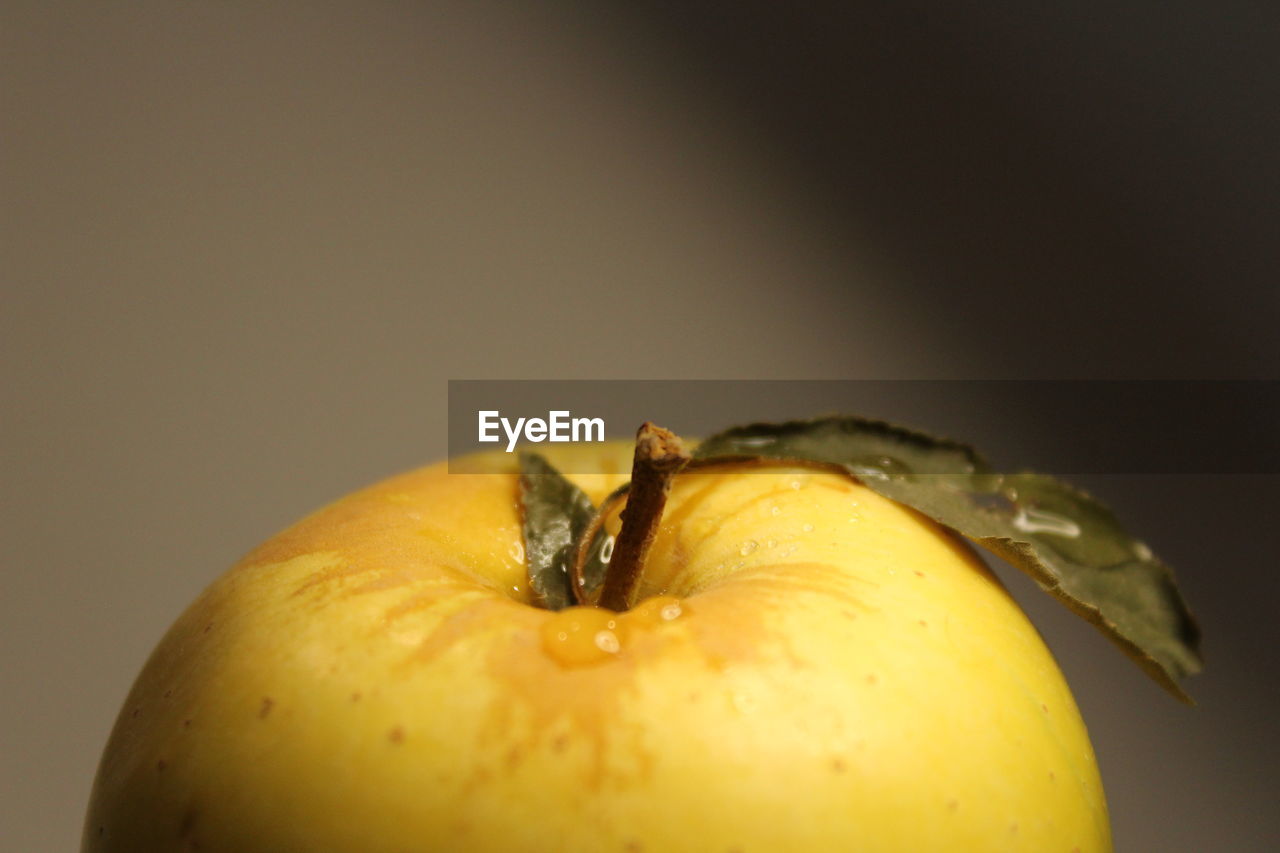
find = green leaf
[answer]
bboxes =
[517,453,595,611]
[694,415,990,477]
[694,416,1203,702]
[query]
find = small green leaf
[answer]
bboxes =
[694,415,989,477]
[517,453,595,611]
[694,416,1203,702]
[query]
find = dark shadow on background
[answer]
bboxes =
[582,1,1280,377]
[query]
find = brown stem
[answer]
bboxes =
[596,422,690,611]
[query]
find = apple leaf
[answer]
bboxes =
[517,453,595,611]
[695,415,989,478]
[693,416,1203,702]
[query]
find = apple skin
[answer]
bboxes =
[84,443,1110,852]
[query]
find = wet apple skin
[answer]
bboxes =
[85,442,1110,852]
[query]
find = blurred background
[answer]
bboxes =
[4,1,1277,849]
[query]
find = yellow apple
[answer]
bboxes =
[84,441,1110,851]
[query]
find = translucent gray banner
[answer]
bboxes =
[447,380,1279,474]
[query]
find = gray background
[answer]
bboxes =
[4,2,1277,850]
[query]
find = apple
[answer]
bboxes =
[84,438,1110,851]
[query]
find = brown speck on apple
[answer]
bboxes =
[832,758,847,773]
[258,697,274,719]
[350,691,362,702]
[388,726,405,744]
[156,759,167,772]
[865,673,878,685]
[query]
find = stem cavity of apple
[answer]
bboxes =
[594,422,690,611]
[566,441,842,611]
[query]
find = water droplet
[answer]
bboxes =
[851,455,914,479]
[739,540,758,556]
[770,505,782,516]
[599,535,615,563]
[735,435,778,448]
[593,630,621,654]
[969,490,1017,514]
[1012,506,1081,538]
[542,608,628,667]
[802,523,814,533]
[765,538,777,549]
[508,541,525,564]
[630,595,684,625]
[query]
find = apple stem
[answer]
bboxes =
[596,422,690,611]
